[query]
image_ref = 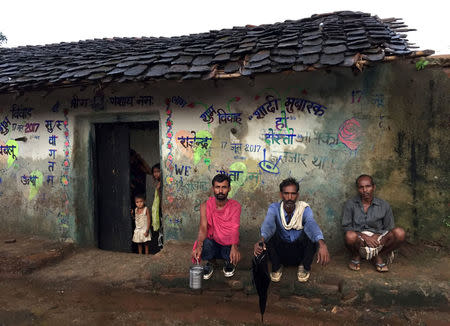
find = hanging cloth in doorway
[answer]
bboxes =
[152,189,160,231]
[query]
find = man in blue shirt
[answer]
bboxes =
[254,178,330,282]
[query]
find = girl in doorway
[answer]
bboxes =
[151,163,163,248]
[132,194,152,254]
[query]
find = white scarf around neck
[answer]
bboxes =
[280,201,309,230]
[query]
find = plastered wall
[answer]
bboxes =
[0,61,448,250]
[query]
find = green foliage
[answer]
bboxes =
[443,216,450,228]
[416,58,430,71]
[0,32,6,45]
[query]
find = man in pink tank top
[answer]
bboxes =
[192,174,241,280]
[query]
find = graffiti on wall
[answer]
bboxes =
[338,118,362,151]
[175,130,212,165]
[176,131,212,149]
[10,105,34,119]
[171,96,188,108]
[44,120,64,133]
[199,97,242,126]
[0,82,377,242]
[249,95,327,121]
[164,96,192,233]
[61,109,70,186]
[109,95,153,107]
[0,144,17,158]
[2,104,36,134]
[351,90,384,107]
[200,105,216,123]
[295,130,340,147]
[174,164,191,176]
[0,98,74,238]
[5,140,18,167]
[259,149,282,174]
[217,109,242,124]
[0,116,11,135]
[28,170,43,200]
[165,98,174,173]
[228,162,247,198]
[193,130,212,164]
[70,94,154,110]
[161,86,352,213]
[221,142,262,154]
[264,127,296,146]
[274,111,296,131]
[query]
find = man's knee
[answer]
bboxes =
[202,238,214,249]
[220,245,232,261]
[392,227,406,243]
[201,238,215,258]
[344,231,358,245]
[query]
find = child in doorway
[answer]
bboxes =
[151,163,163,248]
[132,194,152,254]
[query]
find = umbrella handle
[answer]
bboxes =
[195,258,199,265]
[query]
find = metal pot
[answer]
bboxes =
[189,265,203,289]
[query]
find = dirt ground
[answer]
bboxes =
[1,277,449,326]
[0,233,449,325]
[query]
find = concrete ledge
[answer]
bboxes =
[150,267,448,308]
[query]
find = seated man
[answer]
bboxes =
[192,174,241,279]
[253,178,330,282]
[343,174,406,272]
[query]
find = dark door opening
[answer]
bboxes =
[94,121,161,253]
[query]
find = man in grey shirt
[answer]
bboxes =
[342,175,405,272]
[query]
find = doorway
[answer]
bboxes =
[94,121,160,253]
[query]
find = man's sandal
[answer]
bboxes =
[349,259,361,271]
[375,262,389,272]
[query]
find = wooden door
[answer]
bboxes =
[95,123,132,252]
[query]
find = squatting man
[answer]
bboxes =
[343,174,405,272]
[192,174,241,279]
[254,177,330,282]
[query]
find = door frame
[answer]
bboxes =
[73,112,160,247]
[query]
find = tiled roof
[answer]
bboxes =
[0,11,433,93]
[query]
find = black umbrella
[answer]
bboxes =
[252,243,270,323]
